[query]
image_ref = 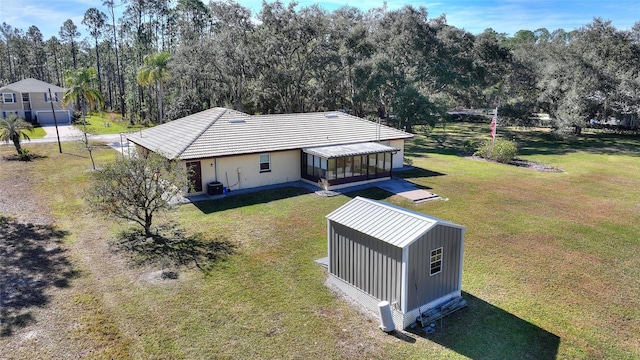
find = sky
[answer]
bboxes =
[1,0,639,40]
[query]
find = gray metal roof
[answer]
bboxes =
[0,78,65,93]
[303,142,398,158]
[126,108,413,160]
[326,197,464,249]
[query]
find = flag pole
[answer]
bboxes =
[490,100,500,145]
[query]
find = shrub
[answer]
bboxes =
[462,138,481,154]
[18,148,33,161]
[475,139,518,163]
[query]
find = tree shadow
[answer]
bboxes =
[0,216,76,336]
[407,122,640,159]
[110,224,236,272]
[407,292,560,359]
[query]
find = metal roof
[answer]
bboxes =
[326,197,464,249]
[0,78,66,93]
[126,108,413,160]
[303,142,398,158]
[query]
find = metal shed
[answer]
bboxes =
[325,196,465,329]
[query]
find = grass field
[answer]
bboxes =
[79,112,143,134]
[0,123,639,359]
[29,124,47,139]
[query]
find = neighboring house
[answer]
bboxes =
[325,196,466,330]
[0,78,72,125]
[126,107,413,193]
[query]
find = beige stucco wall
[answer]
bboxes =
[188,149,302,193]
[389,139,406,168]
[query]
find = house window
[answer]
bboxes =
[44,93,59,102]
[430,247,443,276]
[2,93,15,103]
[259,153,271,172]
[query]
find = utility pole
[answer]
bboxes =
[48,88,62,153]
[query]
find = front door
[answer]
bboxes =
[186,161,202,193]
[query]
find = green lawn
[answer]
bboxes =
[1,124,639,359]
[79,112,144,135]
[28,124,47,139]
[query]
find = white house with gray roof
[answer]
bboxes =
[0,78,72,124]
[126,107,413,194]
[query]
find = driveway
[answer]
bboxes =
[42,124,83,140]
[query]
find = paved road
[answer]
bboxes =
[1,124,133,156]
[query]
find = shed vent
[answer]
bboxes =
[325,113,339,118]
[228,118,246,123]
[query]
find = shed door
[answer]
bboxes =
[186,161,202,193]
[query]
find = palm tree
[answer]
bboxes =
[63,67,104,169]
[62,67,104,123]
[0,114,33,155]
[137,52,171,123]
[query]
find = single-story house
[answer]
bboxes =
[325,196,465,330]
[0,78,72,125]
[126,107,413,193]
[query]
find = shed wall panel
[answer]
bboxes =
[329,222,403,305]
[406,224,463,310]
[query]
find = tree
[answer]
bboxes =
[87,152,190,238]
[0,114,33,155]
[62,67,104,169]
[137,52,171,123]
[103,0,126,119]
[59,19,80,69]
[82,8,108,95]
[63,67,104,120]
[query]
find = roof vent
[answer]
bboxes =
[325,113,339,118]
[228,118,246,123]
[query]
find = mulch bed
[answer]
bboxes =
[465,155,564,173]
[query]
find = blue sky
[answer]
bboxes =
[1,0,639,40]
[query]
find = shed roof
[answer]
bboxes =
[126,108,412,160]
[0,78,65,93]
[326,197,464,249]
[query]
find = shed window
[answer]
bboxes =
[259,153,271,172]
[430,247,442,276]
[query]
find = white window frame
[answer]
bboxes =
[259,153,271,172]
[430,247,443,276]
[44,92,59,102]
[2,93,15,103]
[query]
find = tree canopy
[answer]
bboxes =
[87,152,190,238]
[1,2,639,133]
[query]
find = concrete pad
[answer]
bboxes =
[397,189,440,203]
[376,179,440,203]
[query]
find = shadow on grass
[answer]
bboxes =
[194,187,312,214]
[110,224,236,272]
[395,166,446,180]
[407,292,560,359]
[408,123,640,158]
[0,216,76,336]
